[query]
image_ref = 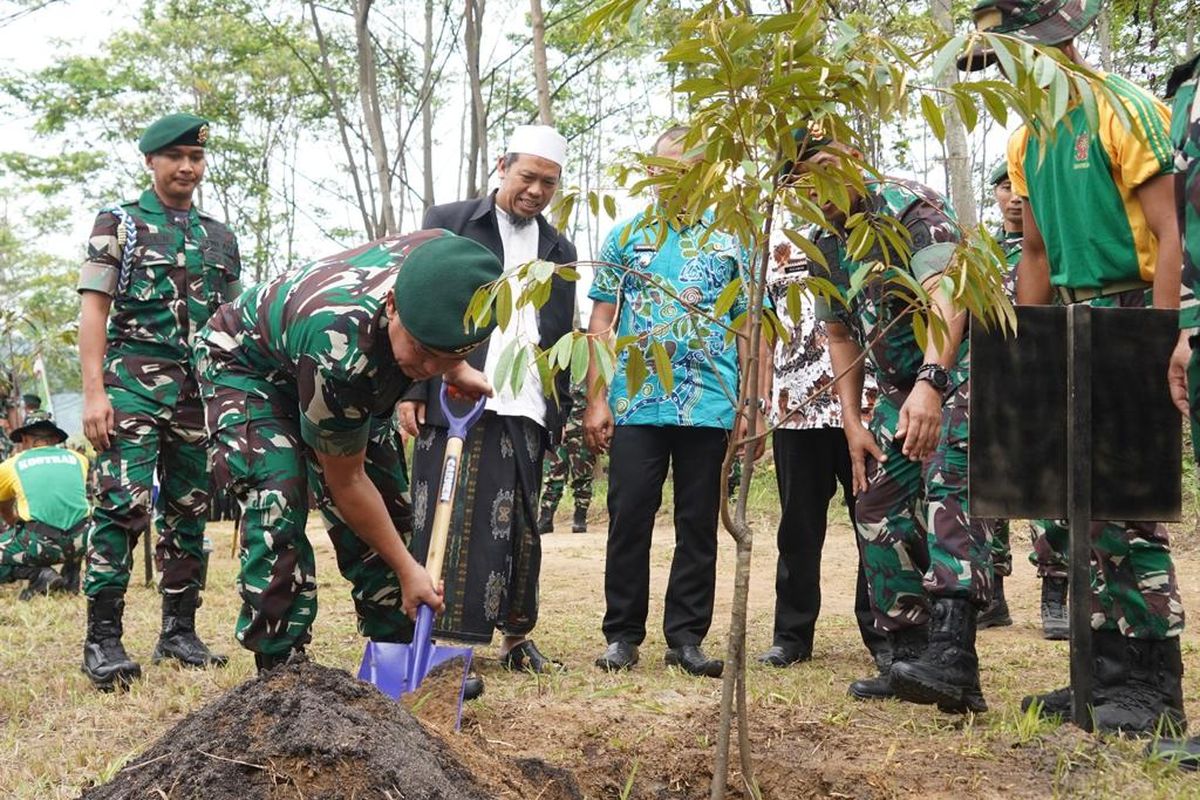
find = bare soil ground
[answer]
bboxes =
[4,502,1200,798]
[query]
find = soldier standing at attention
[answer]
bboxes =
[966,0,1187,733]
[77,114,240,691]
[537,376,596,534]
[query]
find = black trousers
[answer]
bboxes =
[772,427,886,656]
[602,424,727,647]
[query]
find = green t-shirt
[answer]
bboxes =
[0,446,90,530]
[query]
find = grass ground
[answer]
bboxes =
[4,460,1200,798]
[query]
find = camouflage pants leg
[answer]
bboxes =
[566,425,596,512]
[0,522,75,582]
[1091,520,1184,638]
[539,440,569,516]
[207,389,316,657]
[1027,518,1070,579]
[922,378,992,606]
[990,519,1012,577]
[154,393,209,593]
[307,415,414,644]
[855,394,931,633]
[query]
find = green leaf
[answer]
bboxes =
[930,34,964,82]
[492,338,518,398]
[570,334,590,385]
[552,333,573,370]
[603,194,618,220]
[496,280,513,331]
[921,94,946,142]
[713,277,743,319]
[650,340,674,393]
[593,337,615,389]
[509,343,528,396]
[625,344,647,398]
[785,282,803,325]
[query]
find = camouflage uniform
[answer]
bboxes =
[538,381,595,518]
[815,179,991,632]
[78,189,241,597]
[194,232,448,657]
[1175,54,1200,463]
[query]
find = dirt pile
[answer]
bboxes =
[79,658,495,800]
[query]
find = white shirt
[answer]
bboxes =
[483,205,547,425]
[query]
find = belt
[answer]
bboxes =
[1054,279,1150,305]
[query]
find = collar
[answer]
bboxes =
[138,189,199,222]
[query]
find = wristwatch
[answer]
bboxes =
[916,363,951,394]
[743,396,768,414]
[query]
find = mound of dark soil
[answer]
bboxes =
[79,658,494,800]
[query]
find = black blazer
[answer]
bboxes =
[403,191,578,439]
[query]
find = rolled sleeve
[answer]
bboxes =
[78,211,122,297]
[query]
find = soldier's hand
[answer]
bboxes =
[1169,331,1192,417]
[399,563,444,619]
[442,362,494,401]
[583,401,614,453]
[398,401,425,438]
[82,388,115,451]
[845,419,884,495]
[895,382,942,462]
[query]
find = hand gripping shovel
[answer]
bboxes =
[359,385,486,730]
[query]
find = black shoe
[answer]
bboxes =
[595,641,639,671]
[19,567,65,600]
[890,598,987,713]
[571,507,588,533]
[1041,576,1069,640]
[849,626,924,702]
[82,589,142,691]
[664,644,723,678]
[978,576,1013,629]
[756,644,810,667]
[1021,685,1073,718]
[1147,736,1200,770]
[500,639,564,674]
[59,559,81,595]
[152,588,229,668]
[463,672,485,701]
[1093,636,1188,735]
[537,507,555,535]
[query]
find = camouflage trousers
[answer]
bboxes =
[203,383,413,657]
[84,381,208,596]
[988,518,1069,579]
[856,378,992,633]
[539,418,595,515]
[0,519,87,583]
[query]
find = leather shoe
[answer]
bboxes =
[756,644,811,667]
[665,644,723,678]
[595,641,638,671]
[500,639,564,674]
[463,672,485,701]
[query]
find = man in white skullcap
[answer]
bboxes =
[400,124,578,696]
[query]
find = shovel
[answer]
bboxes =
[359,384,486,729]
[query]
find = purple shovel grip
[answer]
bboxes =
[439,383,486,439]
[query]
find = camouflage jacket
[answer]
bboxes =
[1169,53,1200,331]
[78,189,242,405]
[197,230,450,457]
[995,227,1023,299]
[813,178,964,392]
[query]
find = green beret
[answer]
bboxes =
[139,113,210,154]
[989,159,1009,186]
[22,393,40,409]
[11,410,67,444]
[393,233,503,353]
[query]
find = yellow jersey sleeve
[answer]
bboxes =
[0,457,17,504]
[1007,126,1030,197]
[1100,78,1175,190]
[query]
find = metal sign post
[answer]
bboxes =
[1065,304,1093,729]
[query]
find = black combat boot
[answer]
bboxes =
[152,587,229,668]
[537,507,555,535]
[59,558,81,594]
[572,506,588,533]
[848,625,926,701]
[1146,736,1200,770]
[890,598,987,713]
[82,588,142,691]
[1093,636,1188,735]
[1041,576,1069,640]
[19,567,66,600]
[977,575,1013,629]
[1020,627,1126,721]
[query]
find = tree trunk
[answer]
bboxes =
[1097,4,1112,72]
[356,0,396,236]
[464,0,488,198]
[422,0,435,211]
[930,0,976,229]
[530,0,553,124]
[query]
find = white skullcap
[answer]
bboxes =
[506,124,568,166]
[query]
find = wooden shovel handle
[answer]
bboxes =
[425,434,465,584]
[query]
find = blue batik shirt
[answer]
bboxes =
[590,209,750,430]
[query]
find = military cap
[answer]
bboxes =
[393,233,504,354]
[958,0,1102,72]
[22,393,40,410]
[10,410,67,444]
[139,113,210,155]
[779,123,834,177]
[989,159,1010,186]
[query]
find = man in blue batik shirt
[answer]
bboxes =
[583,126,768,678]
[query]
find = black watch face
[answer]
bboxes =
[932,371,949,389]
